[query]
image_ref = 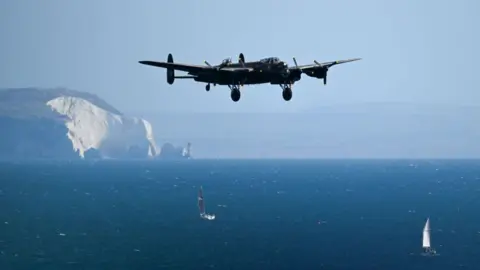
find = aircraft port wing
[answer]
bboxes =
[314,58,362,68]
[289,57,361,85]
[293,58,362,71]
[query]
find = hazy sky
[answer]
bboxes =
[1,0,479,114]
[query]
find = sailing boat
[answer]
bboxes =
[421,217,438,256]
[198,186,215,220]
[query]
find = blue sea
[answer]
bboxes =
[0,159,479,270]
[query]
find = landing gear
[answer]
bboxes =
[206,84,210,91]
[229,85,241,102]
[280,83,293,101]
[231,89,241,102]
[282,88,292,101]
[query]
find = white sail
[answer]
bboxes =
[198,186,215,221]
[422,218,431,248]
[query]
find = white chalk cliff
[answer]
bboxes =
[46,96,159,159]
[0,88,193,160]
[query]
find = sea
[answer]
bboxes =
[0,159,479,270]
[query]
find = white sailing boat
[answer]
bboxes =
[421,217,438,256]
[198,186,215,220]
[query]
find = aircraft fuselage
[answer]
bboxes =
[190,58,300,86]
[192,69,301,86]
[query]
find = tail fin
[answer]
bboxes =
[166,53,175,84]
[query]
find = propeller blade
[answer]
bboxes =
[293,57,303,74]
[204,61,212,67]
[314,60,321,66]
[238,56,245,67]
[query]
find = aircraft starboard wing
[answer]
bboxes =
[139,61,254,74]
[219,67,254,72]
[139,61,208,73]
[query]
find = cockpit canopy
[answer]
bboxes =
[221,58,232,65]
[259,57,281,64]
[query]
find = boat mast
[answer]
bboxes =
[198,186,205,215]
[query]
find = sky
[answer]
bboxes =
[0,0,479,158]
[1,0,479,114]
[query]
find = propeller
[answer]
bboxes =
[238,54,245,67]
[205,58,232,70]
[293,57,302,73]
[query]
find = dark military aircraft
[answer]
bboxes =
[139,53,360,102]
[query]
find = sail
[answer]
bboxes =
[422,218,431,248]
[198,186,205,214]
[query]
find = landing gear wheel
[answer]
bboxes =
[231,89,241,102]
[282,87,292,101]
[206,84,210,91]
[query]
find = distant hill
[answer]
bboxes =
[0,87,122,119]
[0,88,190,160]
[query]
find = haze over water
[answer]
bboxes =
[0,159,479,269]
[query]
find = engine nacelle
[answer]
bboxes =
[305,67,327,79]
[281,69,291,78]
[290,72,301,82]
[270,70,301,85]
[166,53,175,85]
[238,53,245,64]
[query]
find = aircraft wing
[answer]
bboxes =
[139,61,254,74]
[218,67,254,72]
[139,61,209,73]
[293,58,361,71]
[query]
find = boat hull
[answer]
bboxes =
[421,249,439,257]
[200,213,215,220]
